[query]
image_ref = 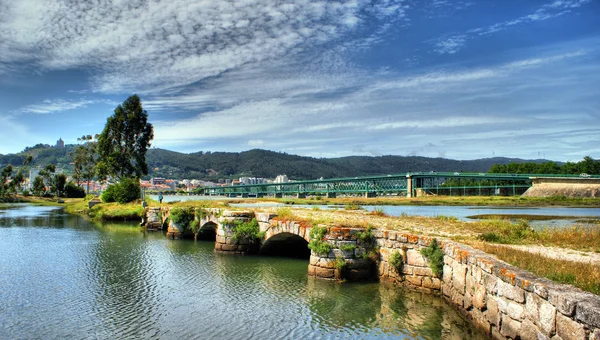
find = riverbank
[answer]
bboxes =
[13,195,600,295]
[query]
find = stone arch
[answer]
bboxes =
[260,219,312,259]
[260,232,310,259]
[195,221,218,241]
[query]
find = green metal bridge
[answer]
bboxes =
[208,172,598,198]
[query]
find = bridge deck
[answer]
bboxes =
[208,172,598,197]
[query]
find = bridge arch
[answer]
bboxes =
[260,232,310,259]
[196,221,217,241]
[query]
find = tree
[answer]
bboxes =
[32,176,45,196]
[97,95,154,180]
[54,174,67,197]
[72,135,99,194]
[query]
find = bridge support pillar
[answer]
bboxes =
[326,192,336,198]
[274,193,283,198]
[364,192,377,198]
[406,175,413,198]
[296,193,306,199]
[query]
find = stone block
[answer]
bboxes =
[255,212,274,223]
[315,267,335,279]
[318,258,335,269]
[387,230,397,241]
[575,299,600,329]
[500,314,522,339]
[526,293,557,336]
[485,297,500,326]
[591,329,600,340]
[473,285,487,310]
[484,273,498,295]
[309,256,319,266]
[422,277,441,290]
[556,312,586,340]
[443,264,453,283]
[413,266,434,277]
[405,275,422,287]
[406,249,426,267]
[463,291,473,310]
[215,235,227,244]
[519,318,543,340]
[452,261,467,294]
[498,279,525,303]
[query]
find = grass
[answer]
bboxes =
[474,242,600,295]
[253,195,600,207]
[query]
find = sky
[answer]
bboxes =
[0,0,599,161]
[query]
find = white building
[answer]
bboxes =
[274,174,289,183]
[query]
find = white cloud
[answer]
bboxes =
[433,0,592,54]
[0,0,408,94]
[17,98,115,114]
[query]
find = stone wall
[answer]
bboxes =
[145,208,600,339]
[374,228,600,339]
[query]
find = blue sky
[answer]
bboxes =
[0,0,598,161]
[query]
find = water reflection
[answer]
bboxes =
[0,204,486,339]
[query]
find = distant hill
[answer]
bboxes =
[144,148,549,180]
[1,145,551,180]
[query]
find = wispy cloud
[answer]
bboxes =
[0,0,407,94]
[433,0,592,54]
[17,98,115,114]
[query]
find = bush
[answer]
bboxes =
[389,251,403,273]
[308,226,333,256]
[420,239,444,278]
[169,207,195,232]
[231,218,264,242]
[64,182,86,198]
[101,177,141,203]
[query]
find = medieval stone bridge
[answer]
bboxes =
[142,207,600,339]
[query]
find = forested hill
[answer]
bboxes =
[145,148,544,180]
[0,146,550,180]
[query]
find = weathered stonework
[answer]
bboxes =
[146,207,600,339]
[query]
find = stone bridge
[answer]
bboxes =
[143,207,600,339]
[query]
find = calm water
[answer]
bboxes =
[0,204,486,339]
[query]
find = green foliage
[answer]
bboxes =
[64,181,86,198]
[389,251,404,273]
[334,256,347,270]
[308,226,333,256]
[97,95,154,180]
[71,138,98,193]
[356,225,375,245]
[54,173,67,197]
[344,203,362,210]
[478,219,535,244]
[420,239,444,278]
[32,176,46,196]
[370,207,387,216]
[169,207,195,232]
[339,243,356,252]
[101,177,141,203]
[231,218,264,242]
[275,207,293,219]
[490,156,600,175]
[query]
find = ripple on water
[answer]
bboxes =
[0,205,487,340]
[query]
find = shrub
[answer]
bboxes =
[308,226,332,256]
[420,239,444,278]
[477,219,535,244]
[231,218,264,242]
[389,251,403,273]
[101,177,141,203]
[64,182,86,198]
[170,207,195,232]
[339,244,356,252]
[370,207,387,217]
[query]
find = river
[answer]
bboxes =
[151,195,600,227]
[0,204,486,339]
